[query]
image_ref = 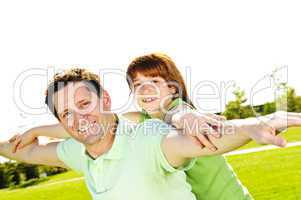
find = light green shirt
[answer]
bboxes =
[141,98,253,200]
[57,118,196,200]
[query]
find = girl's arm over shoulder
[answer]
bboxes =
[9,123,70,153]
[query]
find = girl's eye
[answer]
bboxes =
[134,83,141,88]
[151,79,161,84]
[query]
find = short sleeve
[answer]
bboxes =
[56,138,85,172]
[135,119,196,173]
[153,134,197,173]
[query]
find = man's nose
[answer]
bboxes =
[73,112,88,127]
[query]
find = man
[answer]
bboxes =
[1,68,301,199]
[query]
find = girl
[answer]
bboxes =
[10,53,252,200]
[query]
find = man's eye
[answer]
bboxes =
[80,101,91,109]
[63,111,73,119]
[83,101,91,106]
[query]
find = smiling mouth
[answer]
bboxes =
[77,121,99,136]
[142,97,158,103]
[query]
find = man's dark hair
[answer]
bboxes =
[45,68,102,120]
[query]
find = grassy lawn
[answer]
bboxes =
[0,128,300,200]
[0,171,90,200]
[227,145,301,200]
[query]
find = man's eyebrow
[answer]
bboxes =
[75,99,89,105]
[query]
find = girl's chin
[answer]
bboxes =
[143,107,161,114]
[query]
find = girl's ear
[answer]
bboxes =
[102,90,112,110]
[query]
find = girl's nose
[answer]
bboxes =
[141,83,155,94]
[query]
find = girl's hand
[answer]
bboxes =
[8,129,38,153]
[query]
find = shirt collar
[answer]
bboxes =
[83,116,128,161]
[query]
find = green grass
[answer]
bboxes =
[0,171,90,200]
[227,145,301,200]
[0,128,300,200]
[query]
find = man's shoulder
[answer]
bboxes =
[57,138,84,153]
[56,138,85,172]
[135,119,173,138]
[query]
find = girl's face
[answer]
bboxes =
[132,73,176,114]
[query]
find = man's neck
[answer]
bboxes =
[85,113,118,159]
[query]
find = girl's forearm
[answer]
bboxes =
[31,124,70,139]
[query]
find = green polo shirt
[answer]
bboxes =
[57,118,197,200]
[141,98,253,200]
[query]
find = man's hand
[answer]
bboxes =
[174,112,225,151]
[248,111,301,147]
[162,111,301,168]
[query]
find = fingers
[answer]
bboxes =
[182,121,218,151]
[194,118,220,138]
[194,114,225,138]
[206,123,221,139]
[262,126,287,147]
[201,115,224,129]
[195,133,217,151]
[16,141,25,150]
[12,136,21,153]
[9,134,19,143]
[190,136,205,149]
[265,125,276,136]
[9,134,22,153]
[264,134,287,147]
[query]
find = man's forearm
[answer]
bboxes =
[190,116,279,156]
[196,119,252,156]
[164,112,301,167]
[162,119,252,167]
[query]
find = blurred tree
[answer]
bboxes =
[223,88,255,119]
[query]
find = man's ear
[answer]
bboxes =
[102,90,112,110]
[169,86,177,95]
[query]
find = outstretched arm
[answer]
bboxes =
[163,111,301,167]
[0,139,67,168]
[10,123,70,152]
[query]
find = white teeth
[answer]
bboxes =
[78,121,99,136]
[142,97,157,103]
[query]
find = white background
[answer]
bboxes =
[0,0,301,145]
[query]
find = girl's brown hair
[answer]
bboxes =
[126,53,194,107]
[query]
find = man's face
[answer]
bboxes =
[54,81,111,145]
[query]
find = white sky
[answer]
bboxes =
[0,0,301,143]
